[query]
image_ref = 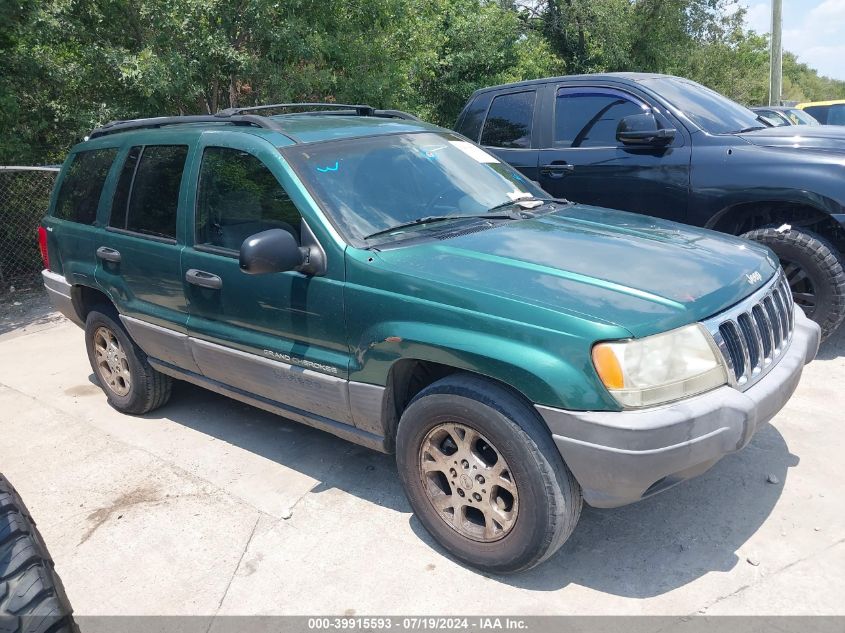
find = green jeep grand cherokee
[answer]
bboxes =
[40,104,820,573]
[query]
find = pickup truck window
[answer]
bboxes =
[639,76,762,135]
[480,91,535,149]
[109,145,187,240]
[804,104,845,125]
[554,88,646,147]
[54,148,117,224]
[196,147,302,250]
[284,131,544,245]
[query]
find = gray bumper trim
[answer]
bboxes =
[41,269,83,327]
[537,307,820,509]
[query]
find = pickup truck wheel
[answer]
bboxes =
[1,473,78,633]
[742,227,845,341]
[396,374,582,573]
[84,309,172,415]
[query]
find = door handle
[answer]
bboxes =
[540,162,575,179]
[185,269,223,290]
[96,246,121,263]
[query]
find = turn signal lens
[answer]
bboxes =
[592,344,624,390]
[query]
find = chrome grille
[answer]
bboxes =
[704,271,795,390]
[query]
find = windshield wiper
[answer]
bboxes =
[363,215,467,240]
[735,125,767,133]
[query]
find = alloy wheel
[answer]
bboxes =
[93,326,131,397]
[418,422,518,542]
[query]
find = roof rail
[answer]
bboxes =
[217,103,420,121]
[87,103,421,140]
[88,114,290,140]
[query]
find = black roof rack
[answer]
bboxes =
[218,102,419,121]
[88,103,420,139]
[88,114,290,140]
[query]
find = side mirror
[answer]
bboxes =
[616,113,676,146]
[239,229,306,275]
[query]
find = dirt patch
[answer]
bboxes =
[64,384,101,398]
[79,485,162,545]
[0,286,64,338]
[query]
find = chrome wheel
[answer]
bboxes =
[418,422,518,542]
[93,326,131,397]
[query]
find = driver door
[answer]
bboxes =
[181,131,352,423]
[537,83,691,222]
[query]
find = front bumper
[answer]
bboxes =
[537,307,820,508]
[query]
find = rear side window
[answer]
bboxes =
[109,145,188,240]
[455,93,492,143]
[196,147,302,251]
[54,148,118,224]
[480,91,535,149]
[555,88,645,147]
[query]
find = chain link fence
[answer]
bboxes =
[0,166,59,290]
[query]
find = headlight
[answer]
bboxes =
[592,324,727,408]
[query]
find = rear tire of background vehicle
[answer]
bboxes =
[0,473,78,633]
[396,374,582,574]
[742,227,845,341]
[84,308,172,414]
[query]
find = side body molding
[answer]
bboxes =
[120,316,388,451]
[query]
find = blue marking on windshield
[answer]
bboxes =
[316,161,339,173]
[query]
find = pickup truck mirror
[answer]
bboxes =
[239,228,306,275]
[616,113,676,146]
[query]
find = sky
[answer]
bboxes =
[740,0,845,80]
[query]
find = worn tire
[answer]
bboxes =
[742,227,845,341]
[84,308,172,414]
[0,474,77,633]
[396,374,582,573]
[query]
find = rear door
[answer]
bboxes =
[94,138,197,370]
[536,83,691,221]
[180,131,351,423]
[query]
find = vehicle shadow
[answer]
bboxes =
[144,379,795,598]
[412,421,797,596]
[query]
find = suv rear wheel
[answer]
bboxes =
[395,374,582,573]
[84,309,172,414]
[742,227,845,341]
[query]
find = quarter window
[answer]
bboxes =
[555,88,646,147]
[54,148,118,224]
[196,147,302,251]
[109,145,187,240]
[480,91,535,149]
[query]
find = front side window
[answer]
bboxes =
[54,148,118,224]
[284,131,546,246]
[196,147,302,251]
[110,145,187,239]
[480,91,535,149]
[555,88,647,147]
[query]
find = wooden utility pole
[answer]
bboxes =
[769,0,783,106]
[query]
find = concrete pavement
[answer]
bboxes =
[0,295,843,616]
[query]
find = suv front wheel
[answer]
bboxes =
[742,227,845,341]
[396,374,582,573]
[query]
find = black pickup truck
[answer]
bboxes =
[455,73,845,340]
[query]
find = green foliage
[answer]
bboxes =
[2,0,845,166]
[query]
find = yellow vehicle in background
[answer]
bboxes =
[796,99,845,125]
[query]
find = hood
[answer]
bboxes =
[739,125,845,152]
[374,205,779,337]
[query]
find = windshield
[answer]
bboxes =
[284,132,546,245]
[786,108,820,125]
[639,77,763,135]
